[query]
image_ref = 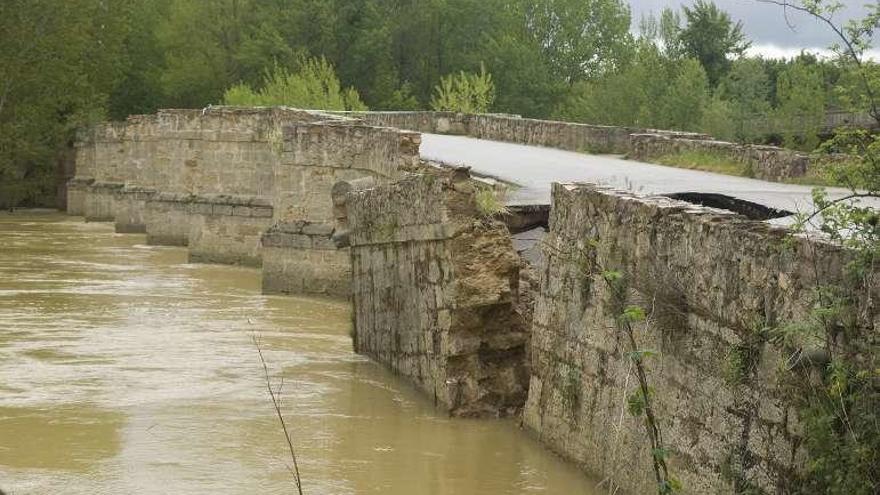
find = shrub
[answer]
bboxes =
[222,57,367,111]
[430,64,495,113]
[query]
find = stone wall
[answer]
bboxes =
[346,111,709,155]
[259,120,421,296]
[523,183,878,494]
[349,111,829,183]
[345,172,529,417]
[66,178,93,217]
[84,182,123,222]
[340,111,472,136]
[70,106,422,296]
[73,107,328,229]
[629,133,812,182]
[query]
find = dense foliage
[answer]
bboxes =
[0,0,877,207]
[223,58,366,110]
[430,65,496,113]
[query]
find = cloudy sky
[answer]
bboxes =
[628,0,878,59]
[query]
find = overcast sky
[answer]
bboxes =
[628,0,878,59]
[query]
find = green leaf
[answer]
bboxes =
[652,447,670,461]
[627,389,647,417]
[628,349,658,362]
[602,270,623,283]
[622,305,646,323]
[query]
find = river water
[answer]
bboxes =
[0,213,597,494]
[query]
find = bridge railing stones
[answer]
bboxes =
[340,111,709,155]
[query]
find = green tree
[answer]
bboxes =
[156,0,298,107]
[718,58,772,142]
[775,60,826,150]
[675,1,750,85]
[524,0,633,83]
[107,0,171,119]
[700,94,737,141]
[484,29,567,117]
[0,0,130,207]
[222,58,366,110]
[657,59,711,131]
[430,65,495,113]
[554,40,672,129]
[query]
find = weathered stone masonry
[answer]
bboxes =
[346,111,649,154]
[68,109,878,492]
[71,107,420,295]
[522,183,878,494]
[629,133,813,182]
[263,121,420,295]
[344,172,529,417]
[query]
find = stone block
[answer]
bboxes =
[212,204,233,216]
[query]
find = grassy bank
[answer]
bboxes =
[649,150,845,187]
[652,150,754,178]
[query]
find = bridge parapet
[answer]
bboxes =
[524,182,879,493]
[341,111,709,155]
[629,133,813,182]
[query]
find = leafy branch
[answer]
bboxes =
[602,270,680,495]
[756,0,880,124]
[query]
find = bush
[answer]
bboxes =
[222,57,367,111]
[430,64,495,113]
[474,185,509,218]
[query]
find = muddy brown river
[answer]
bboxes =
[0,213,597,494]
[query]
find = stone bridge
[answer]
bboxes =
[68,108,878,494]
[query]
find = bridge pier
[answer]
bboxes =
[69,107,420,297]
[187,196,274,266]
[83,182,123,222]
[260,222,350,296]
[144,194,193,247]
[114,187,155,233]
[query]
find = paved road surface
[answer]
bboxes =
[421,133,873,218]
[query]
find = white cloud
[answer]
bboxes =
[745,43,880,61]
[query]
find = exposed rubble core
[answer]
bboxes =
[344,172,530,417]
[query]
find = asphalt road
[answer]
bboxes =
[420,133,873,218]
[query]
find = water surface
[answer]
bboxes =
[0,213,597,494]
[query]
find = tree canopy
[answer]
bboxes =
[1,0,876,207]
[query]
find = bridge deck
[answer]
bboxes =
[421,133,872,221]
